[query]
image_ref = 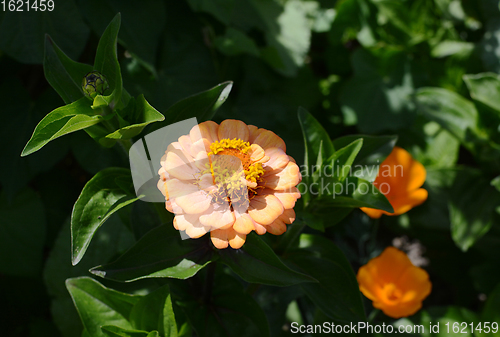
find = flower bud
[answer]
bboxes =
[82,71,109,99]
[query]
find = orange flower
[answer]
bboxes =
[360,146,428,218]
[357,247,432,318]
[157,119,301,249]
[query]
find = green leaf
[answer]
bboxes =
[21,97,101,157]
[449,169,500,251]
[100,95,165,146]
[0,0,89,64]
[71,168,139,265]
[317,177,394,212]
[340,49,415,133]
[324,138,363,183]
[219,233,317,286]
[90,225,213,282]
[150,81,232,132]
[395,306,479,337]
[415,87,481,143]
[44,35,94,104]
[431,40,475,58]
[77,0,165,73]
[298,107,335,169]
[93,13,124,110]
[332,134,397,181]
[480,283,500,336]
[101,326,154,337]
[285,234,366,323]
[0,188,46,277]
[129,285,177,337]
[492,176,500,193]
[66,277,140,337]
[215,27,260,56]
[253,0,311,77]
[464,73,500,113]
[174,272,270,337]
[298,107,335,205]
[44,217,135,337]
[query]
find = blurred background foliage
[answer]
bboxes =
[1,0,500,336]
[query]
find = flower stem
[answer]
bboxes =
[368,308,380,322]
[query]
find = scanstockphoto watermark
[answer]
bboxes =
[290,321,426,334]
[296,161,404,198]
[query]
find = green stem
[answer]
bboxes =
[368,308,380,322]
[367,217,380,255]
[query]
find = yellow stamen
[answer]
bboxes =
[202,138,266,206]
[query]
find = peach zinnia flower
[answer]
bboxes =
[360,146,428,218]
[357,247,432,318]
[157,119,301,249]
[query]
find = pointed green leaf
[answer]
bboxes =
[324,138,363,184]
[219,233,317,286]
[415,87,482,142]
[480,283,500,333]
[298,107,335,205]
[174,273,270,337]
[21,97,102,157]
[285,234,366,323]
[71,168,139,265]
[66,277,140,337]
[332,135,397,181]
[101,326,153,337]
[150,81,232,132]
[463,73,500,113]
[93,13,124,110]
[43,35,94,104]
[318,177,394,212]
[100,95,165,147]
[129,285,177,337]
[90,225,213,282]
[449,169,500,251]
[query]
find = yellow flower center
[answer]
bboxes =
[203,138,265,208]
[381,283,403,304]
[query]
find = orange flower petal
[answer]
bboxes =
[279,208,296,224]
[266,217,287,235]
[374,300,423,319]
[364,247,413,284]
[218,119,249,141]
[248,194,284,225]
[199,207,235,229]
[166,179,211,214]
[249,144,266,162]
[272,188,301,209]
[252,129,286,151]
[228,227,246,249]
[210,229,229,249]
[398,266,432,302]
[389,188,428,215]
[263,161,301,190]
[253,222,267,235]
[263,147,289,171]
[357,247,431,319]
[233,213,256,235]
[195,120,219,144]
[247,125,261,143]
[174,214,210,238]
[360,207,384,219]
[164,150,198,180]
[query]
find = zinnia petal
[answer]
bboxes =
[248,194,284,225]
